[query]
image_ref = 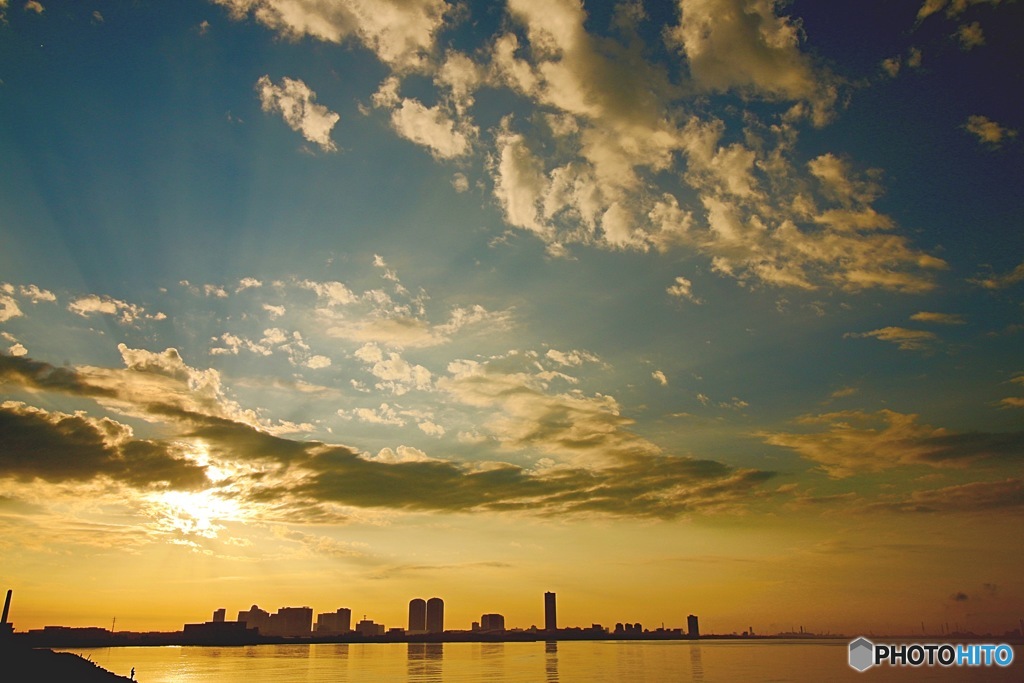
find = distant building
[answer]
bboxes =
[408,598,427,633]
[212,609,226,623]
[480,614,505,631]
[426,597,444,634]
[237,605,312,637]
[687,614,700,639]
[544,592,557,631]
[315,608,351,635]
[237,605,271,634]
[356,619,385,636]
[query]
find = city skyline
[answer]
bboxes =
[1,0,1022,637]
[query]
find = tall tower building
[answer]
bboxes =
[544,591,557,632]
[426,597,444,634]
[408,598,427,633]
[687,614,700,639]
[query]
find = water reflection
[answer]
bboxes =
[407,642,443,681]
[545,640,559,682]
[689,644,704,682]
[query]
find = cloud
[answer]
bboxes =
[24,1,43,14]
[545,348,599,367]
[256,75,340,152]
[344,402,406,426]
[67,294,164,324]
[372,78,474,159]
[963,115,1018,148]
[353,344,432,395]
[871,479,1024,513]
[917,0,1003,22]
[213,0,448,71]
[18,284,56,303]
[2,346,773,520]
[956,21,986,49]
[760,409,1024,477]
[0,292,22,322]
[667,276,702,304]
[668,0,836,125]
[910,311,965,325]
[652,370,668,386]
[0,401,208,489]
[970,260,1024,289]
[844,326,938,351]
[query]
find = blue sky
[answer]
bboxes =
[0,0,1022,634]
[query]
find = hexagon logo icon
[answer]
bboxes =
[849,637,874,671]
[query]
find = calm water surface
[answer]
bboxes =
[65,640,1022,682]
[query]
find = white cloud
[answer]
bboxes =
[417,420,445,436]
[385,97,473,159]
[256,75,340,152]
[667,276,702,304]
[237,277,263,291]
[214,0,448,71]
[300,279,358,306]
[0,292,23,322]
[263,303,287,318]
[305,355,332,369]
[345,403,406,426]
[8,342,27,357]
[67,294,161,324]
[652,370,668,386]
[354,343,432,395]
[545,349,599,367]
[668,0,836,125]
[18,284,56,303]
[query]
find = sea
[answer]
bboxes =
[63,639,1023,682]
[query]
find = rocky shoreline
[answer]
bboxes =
[1,643,131,682]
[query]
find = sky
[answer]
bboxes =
[0,0,1022,637]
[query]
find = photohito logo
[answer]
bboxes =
[848,637,1014,671]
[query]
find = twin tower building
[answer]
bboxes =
[407,597,444,634]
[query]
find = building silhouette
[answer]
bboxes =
[356,618,385,636]
[315,608,351,635]
[212,608,226,623]
[544,592,557,631]
[426,597,444,634]
[480,613,505,631]
[236,605,312,637]
[408,598,427,633]
[687,614,700,639]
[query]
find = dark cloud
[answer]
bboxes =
[0,403,208,489]
[0,354,117,398]
[288,445,774,519]
[951,592,969,602]
[868,479,1024,513]
[1,350,776,519]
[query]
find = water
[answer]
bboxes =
[64,640,1022,682]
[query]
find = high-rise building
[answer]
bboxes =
[356,619,385,636]
[270,607,313,637]
[687,614,700,639]
[237,605,271,634]
[426,597,444,634]
[315,608,352,635]
[212,608,226,623]
[544,592,557,631]
[480,613,505,631]
[408,598,427,633]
